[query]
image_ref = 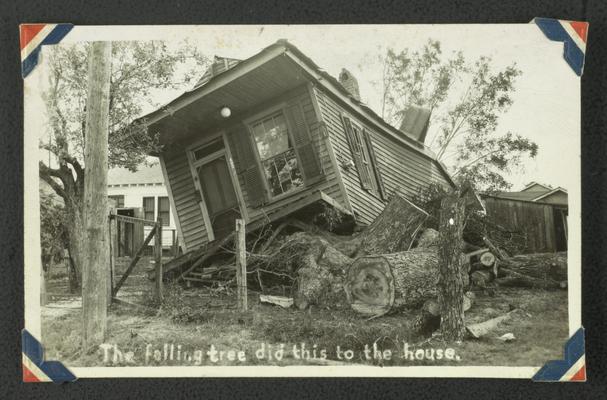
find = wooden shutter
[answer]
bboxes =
[341,115,372,190]
[284,100,324,185]
[225,124,266,207]
[362,128,386,200]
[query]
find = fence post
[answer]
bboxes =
[172,229,177,258]
[235,219,247,311]
[108,210,117,303]
[154,218,163,303]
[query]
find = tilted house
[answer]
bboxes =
[140,40,454,253]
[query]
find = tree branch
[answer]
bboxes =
[452,149,502,177]
[39,163,67,199]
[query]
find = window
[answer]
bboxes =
[108,195,124,208]
[143,197,155,221]
[250,111,304,197]
[157,197,170,226]
[193,138,224,161]
[342,115,385,198]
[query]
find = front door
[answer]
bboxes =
[196,154,241,240]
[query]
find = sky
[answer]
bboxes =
[48,24,581,192]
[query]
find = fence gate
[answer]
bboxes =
[108,211,164,305]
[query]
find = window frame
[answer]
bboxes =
[342,115,383,197]
[142,196,155,222]
[244,104,306,202]
[108,195,124,208]
[157,196,171,226]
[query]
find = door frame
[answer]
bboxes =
[186,131,248,242]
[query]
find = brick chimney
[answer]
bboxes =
[399,105,431,144]
[338,68,360,101]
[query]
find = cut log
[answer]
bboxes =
[344,249,469,317]
[423,291,475,317]
[466,309,519,339]
[480,252,496,267]
[498,252,567,282]
[414,292,474,336]
[496,267,564,290]
[470,270,493,288]
[353,194,428,257]
[483,236,508,260]
[416,228,439,248]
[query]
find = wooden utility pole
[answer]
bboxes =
[437,189,467,342]
[82,41,112,351]
[235,219,247,311]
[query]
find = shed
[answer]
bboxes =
[139,40,454,253]
[481,183,568,253]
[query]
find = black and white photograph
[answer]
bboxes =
[23,23,583,379]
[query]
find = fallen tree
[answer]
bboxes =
[290,194,429,309]
[350,194,428,257]
[497,252,567,282]
[343,249,470,317]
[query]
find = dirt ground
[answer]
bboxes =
[41,256,569,368]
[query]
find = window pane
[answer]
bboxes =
[143,197,155,221]
[252,113,289,161]
[109,195,124,208]
[193,139,224,161]
[158,197,170,226]
[262,150,303,197]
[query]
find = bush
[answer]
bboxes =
[160,283,212,324]
[40,194,68,271]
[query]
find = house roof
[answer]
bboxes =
[531,187,568,202]
[490,191,547,202]
[194,56,242,88]
[484,185,567,204]
[521,181,552,192]
[139,39,455,186]
[107,164,164,186]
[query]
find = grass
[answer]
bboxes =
[41,257,569,368]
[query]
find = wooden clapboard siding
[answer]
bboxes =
[163,148,208,250]
[314,88,451,225]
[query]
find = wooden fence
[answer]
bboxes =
[109,212,163,303]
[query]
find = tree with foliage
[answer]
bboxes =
[378,40,538,191]
[40,41,209,289]
[40,192,67,269]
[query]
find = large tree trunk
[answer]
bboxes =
[290,233,353,310]
[344,249,470,316]
[345,249,436,316]
[291,194,428,309]
[437,191,467,342]
[64,195,85,292]
[82,41,112,351]
[351,194,428,257]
